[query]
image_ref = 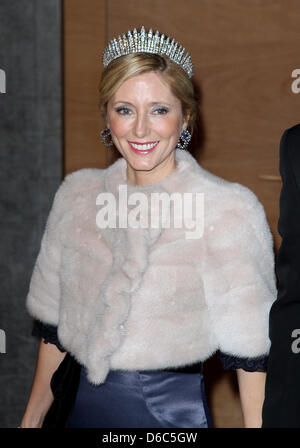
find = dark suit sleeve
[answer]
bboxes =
[262,124,300,427]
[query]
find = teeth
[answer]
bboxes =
[130,142,158,150]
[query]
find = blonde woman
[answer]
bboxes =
[20,26,276,428]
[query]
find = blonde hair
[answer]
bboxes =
[98,53,199,135]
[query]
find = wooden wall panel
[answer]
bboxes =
[63,0,106,173]
[63,0,300,428]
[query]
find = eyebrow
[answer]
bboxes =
[113,101,172,106]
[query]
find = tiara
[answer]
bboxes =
[102,25,194,78]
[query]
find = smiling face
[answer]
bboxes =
[106,71,188,186]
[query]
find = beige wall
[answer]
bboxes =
[63,0,300,427]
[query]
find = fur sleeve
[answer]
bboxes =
[202,185,277,358]
[26,174,73,326]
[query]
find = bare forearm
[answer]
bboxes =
[20,339,66,428]
[236,369,266,428]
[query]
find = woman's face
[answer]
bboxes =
[106,71,188,185]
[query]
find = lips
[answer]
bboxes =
[128,141,159,154]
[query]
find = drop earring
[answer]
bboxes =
[100,128,114,147]
[176,129,191,150]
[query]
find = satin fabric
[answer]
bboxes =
[67,367,212,428]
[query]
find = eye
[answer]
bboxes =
[115,106,132,115]
[153,107,169,115]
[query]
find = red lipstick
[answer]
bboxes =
[128,141,159,154]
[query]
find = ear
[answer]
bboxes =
[105,107,110,128]
[182,112,190,130]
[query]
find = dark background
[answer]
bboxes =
[0,0,62,427]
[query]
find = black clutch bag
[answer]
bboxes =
[42,352,81,428]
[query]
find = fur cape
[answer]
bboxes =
[26,149,277,385]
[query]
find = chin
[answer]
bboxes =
[124,150,156,167]
[129,158,157,172]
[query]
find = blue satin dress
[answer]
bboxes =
[66,366,212,428]
[32,320,268,429]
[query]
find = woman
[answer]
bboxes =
[20,26,276,428]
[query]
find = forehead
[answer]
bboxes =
[111,71,179,104]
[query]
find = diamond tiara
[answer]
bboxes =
[102,25,194,78]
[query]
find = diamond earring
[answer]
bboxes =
[101,128,114,147]
[176,129,191,150]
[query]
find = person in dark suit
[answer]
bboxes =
[262,124,300,427]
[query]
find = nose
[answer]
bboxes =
[133,111,149,138]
